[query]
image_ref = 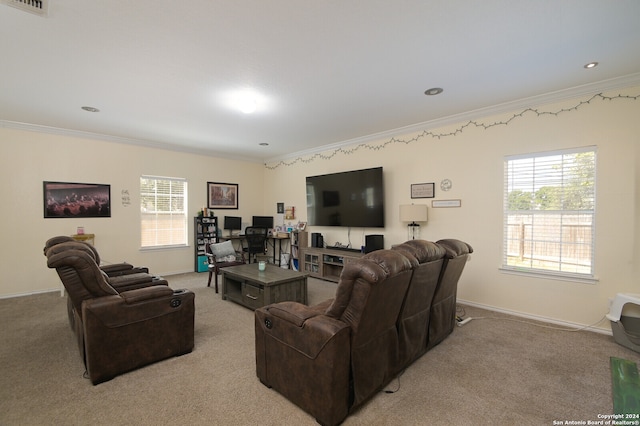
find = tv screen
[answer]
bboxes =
[223,216,242,231]
[252,216,274,229]
[306,167,384,228]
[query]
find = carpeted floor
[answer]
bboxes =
[1,272,638,425]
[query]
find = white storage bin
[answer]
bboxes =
[607,293,640,353]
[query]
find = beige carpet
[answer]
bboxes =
[1,272,638,425]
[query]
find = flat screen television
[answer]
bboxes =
[306,167,384,228]
[252,216,274,229]
[223,216,242,234]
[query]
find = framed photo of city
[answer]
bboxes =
[43,181,111,218]
[207,182,238,209]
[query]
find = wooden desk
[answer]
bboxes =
[220,234,290,265]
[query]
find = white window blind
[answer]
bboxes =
[140,176,188,248]
[503,147,596,280]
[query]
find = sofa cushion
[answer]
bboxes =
[209,240,236,261]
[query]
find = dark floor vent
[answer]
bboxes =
[3,0,49,17]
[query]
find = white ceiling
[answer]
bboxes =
[2,1,640,163]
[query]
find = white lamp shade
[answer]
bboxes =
[399,204,428,223]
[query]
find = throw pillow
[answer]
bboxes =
[209,240,236,261]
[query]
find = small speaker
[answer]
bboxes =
[312,233,324,248]
[365,234,384,253]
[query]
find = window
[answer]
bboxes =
[140,176,188,248]
[503,147,596,281]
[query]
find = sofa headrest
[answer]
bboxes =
[436,239,474,258]
[44,236,101,264]
[392,239,446,264]
[45,241,97,261]
[325,250,412,319]
[46,245,117,297]
[43,235,75,255]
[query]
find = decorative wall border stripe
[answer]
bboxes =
[265,92,639,170]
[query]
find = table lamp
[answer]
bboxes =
[399,204,428,240]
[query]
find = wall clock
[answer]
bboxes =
[440,179,452,191]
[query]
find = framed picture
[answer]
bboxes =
[411,182,435,199]
[44,181,111,218]
[207,182,238,209]
[432,199,462,208]
[297,222,307,231]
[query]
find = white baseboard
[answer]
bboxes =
[458,298,612,336]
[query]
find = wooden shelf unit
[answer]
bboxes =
[300,247,364,282]
[194,216,218,272]
[289,230,308,271]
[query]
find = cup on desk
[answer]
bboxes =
[258,261,266,271]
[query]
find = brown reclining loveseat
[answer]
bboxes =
[44,237,169,330]
[45,241,195,384]
[254,239,472,425]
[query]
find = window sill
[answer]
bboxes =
[140,244,189,252]
[499,267,598,285]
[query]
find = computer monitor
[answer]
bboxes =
[223,216,242,235]
[252,216,274,229]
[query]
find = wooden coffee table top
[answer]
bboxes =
[222,263,308,286]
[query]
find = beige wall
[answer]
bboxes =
[2,86,638,332]
[0,128,265,296]
[264,87,640,331]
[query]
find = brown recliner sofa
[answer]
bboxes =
[254,239,472,426]
[45,241,195,385]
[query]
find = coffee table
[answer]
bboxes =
[221,263,308,310]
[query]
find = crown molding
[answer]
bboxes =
[0,120,264,164]
[266,73,640,164]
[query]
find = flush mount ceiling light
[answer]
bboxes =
[259,142,269,146]
[424,87,443,96]
[226,89,265,114]
[81,106,100,112]
[584,62,599,69]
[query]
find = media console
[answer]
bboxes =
[300,247,365,282]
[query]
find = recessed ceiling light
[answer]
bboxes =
[424,88,443,96]
[584,62,599,69]
[81,106,100,112]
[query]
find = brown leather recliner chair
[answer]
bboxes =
[255,249,413,426]
[45,242,195,385]
[428,238,474,350]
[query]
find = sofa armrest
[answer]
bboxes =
[119,285,174,304]
[100,263,133,274]
[81,289,195,384]
[255,302,351,425]
[257,301,347,358]
[266,301,323,326]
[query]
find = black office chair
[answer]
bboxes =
[243,227,268,263]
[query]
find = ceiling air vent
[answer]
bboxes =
[3,0,49,17]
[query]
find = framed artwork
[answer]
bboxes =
[207,182,238,209]
[297,222,307,231]
[44,181,111,218]
[411,182,435,199]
